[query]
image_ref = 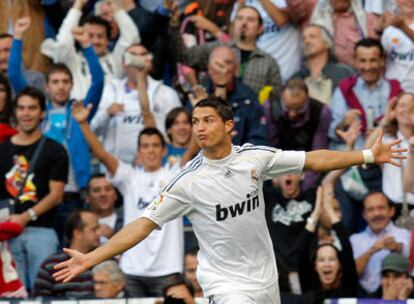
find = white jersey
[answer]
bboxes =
[91,77,181,164]
[110,161,184,276]
[382,24,414,92]
[231,0,301,81]
[143,144,305,298]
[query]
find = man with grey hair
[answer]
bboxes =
[93,260,126,298]
[291,24,354,105]
[200,45,268,146]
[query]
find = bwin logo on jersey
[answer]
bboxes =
[216,193,259,221]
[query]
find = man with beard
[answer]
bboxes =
[350,192,411,295]
[168,4,281,95]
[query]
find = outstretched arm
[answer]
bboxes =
[304,129,406,172]
[54,217,157,282]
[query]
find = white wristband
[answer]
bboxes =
[362,149,375,164]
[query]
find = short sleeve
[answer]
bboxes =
[48,141,69,183]
[260,148,305,180]
[142,172,193,228]
[107,161,135,195]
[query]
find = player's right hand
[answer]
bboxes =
[53,248,90,283]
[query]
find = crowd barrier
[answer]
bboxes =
[0,299,208,304]
[325,299,414,304]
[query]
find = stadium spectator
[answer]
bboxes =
[41,0,140,99]
[197,45,268,145]
[91,43,181,165]
[350,192,411,294]
[329,38,403,151]
[306,242,358,301]
[298,187,357,297]
[168,4,282,95]
[33,210,100,298]
[286,0,379,67]
[85,174,123,244]
[163,273,196,304]
[0,87,68,289]
[164,107,192,167]
[380,0,414,92]
[370,252,414,300]
[264,174,314,274]
[0,33,45,94]
[231,0,301,81]
[184,248,203,298]
[93,260,126,298]
[98,0,171,80]
[291,24,354,105]
[73,102,184,297]
[0,221,27,298]
[264,78,331,189]
[0,75,17,142]
[365,93,414,212]
[9,20,104,241]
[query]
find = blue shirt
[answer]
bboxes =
[329,77,390,150]
[350,222,411,293]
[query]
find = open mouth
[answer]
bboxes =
[321,269,335,282]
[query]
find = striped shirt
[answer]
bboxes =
[33,252,94,298]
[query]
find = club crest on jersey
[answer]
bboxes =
[216,190,259,221]
[154,195,164,206]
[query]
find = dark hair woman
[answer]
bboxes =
[0,75,17,142]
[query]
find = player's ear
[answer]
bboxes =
[224,119,234,134]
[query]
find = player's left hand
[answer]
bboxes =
[370,128,407,167]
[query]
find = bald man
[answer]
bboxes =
[200,46,268,146]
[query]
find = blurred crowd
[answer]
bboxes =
[1,0,414,303]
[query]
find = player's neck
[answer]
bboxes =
[203,141,232,160]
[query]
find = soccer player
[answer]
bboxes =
[53,96,406,304]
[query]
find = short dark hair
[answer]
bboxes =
[165,107,191,142]
[138,127,166,148]
[0,74,13,123]
[46,63,73,83]
[238,5,263,26]
[81,16,111,40]
[86,173,106,194]
[185,247,199,257]
[14,87,46,111]
[363,191,394,209]
[0,33,12,40]
[193,96,234,123]
[355,38,384,57]
[64,209,95,246]
[282,78,309,95]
